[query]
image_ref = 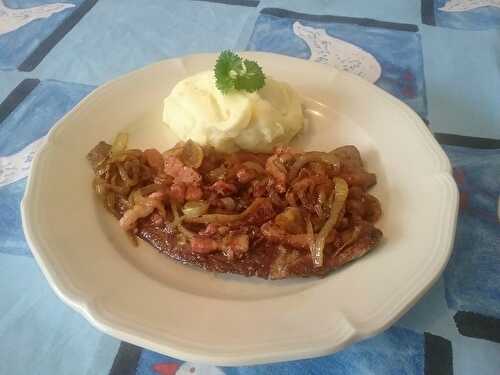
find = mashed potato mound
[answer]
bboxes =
[163,70,303,152]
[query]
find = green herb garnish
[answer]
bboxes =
[214,50,266,94]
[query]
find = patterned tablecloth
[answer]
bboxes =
[1,1,499,374]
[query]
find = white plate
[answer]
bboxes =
[21,52,458,365]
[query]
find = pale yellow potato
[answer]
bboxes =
[163,70,303,152]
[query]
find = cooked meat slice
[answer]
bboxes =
[137,219,381,279]
[89,139,383,279]
[332,145,363,169]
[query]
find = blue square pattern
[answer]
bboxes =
[443,145,500,318]
[247,10,427,119]
[0,0,84,70]
[134,326,424,375]
[0,79,94,256]
[424,0,500,30]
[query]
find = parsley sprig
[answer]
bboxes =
[214,51,266,94]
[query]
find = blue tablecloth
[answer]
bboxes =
[1,1,499,374]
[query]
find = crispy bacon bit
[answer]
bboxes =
[164,155,201,184]
[251,178,266,198]
[153,172,173,185]
[191,236,219,253]
[150,212,164,226]
[229,151,268,166]
[274,145,297,161]
[199,223,219,236]
[236,167,258,184]
[222,233,249,260]
[185,185,203,201]
[218,226,229,235]
[211,180,237,196]
[169,183,185,202]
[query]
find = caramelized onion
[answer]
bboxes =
[171,202,194,238]
[274,207,305,234]
[288,152,340,181]
[118,163,138,187]
[310,177,348,267]
[334,226,362,256]
[242,161,265,174]
[185,197,271,224]
[181,139,204,168]
[120,190,166,231]
[306,215,314,251]
[140,183,166,196]
[182,200,209,218]
[206,166,226,181]
[110,133,128,157]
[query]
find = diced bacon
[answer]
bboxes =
[164,155,201,185]
[150,212,164,226]
[222,233,249,259]
[185,185,203,201]
[236,167,258,184]
[251,177,271,198]
[199,223,219,236]
[211,180,237,196]
[169,183,185,202]
[190,236,219,254]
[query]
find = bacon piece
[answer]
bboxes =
[199,223,219,236]
[222,233,249,260]
[261,222,311,250]
[191,236,219,254]
[169,183,185,202]
[236,167,258,184]
[185,185,203,201]
[211,180,237,196]
[164,155,201,185]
